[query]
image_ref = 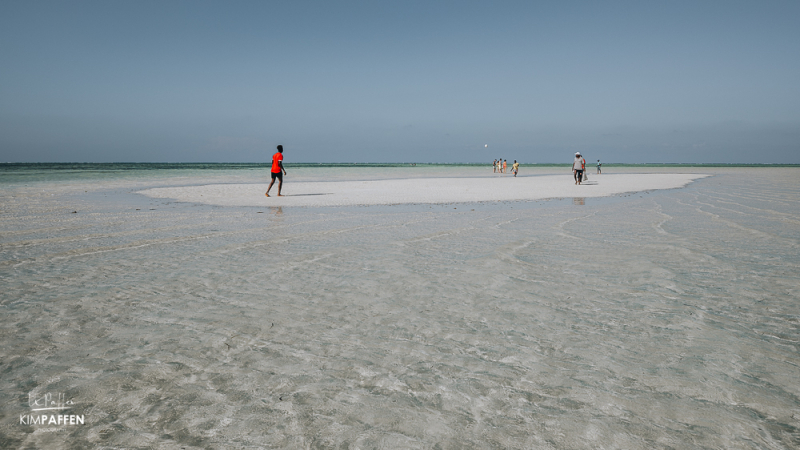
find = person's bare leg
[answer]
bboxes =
[277,178,283,196]
[266,178,275,197]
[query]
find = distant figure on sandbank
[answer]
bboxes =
[573,152,585,185]
[512,160,519,177]
[597,160,602,174]
[266,145,287,197]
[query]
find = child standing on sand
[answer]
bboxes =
[512,160,519,177]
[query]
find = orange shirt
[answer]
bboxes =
[271,152,283,173]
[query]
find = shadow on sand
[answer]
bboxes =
[280,193,332,197]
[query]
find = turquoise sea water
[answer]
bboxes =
[2,162,797,184]
[1,164,799,448]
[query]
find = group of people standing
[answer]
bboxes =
[493,159,519,177]
[491,154,603,184]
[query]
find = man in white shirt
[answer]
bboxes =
[573,152,585,185]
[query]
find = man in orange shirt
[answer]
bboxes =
[266,145,287,197]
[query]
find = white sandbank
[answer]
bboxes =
[138,173,709,207]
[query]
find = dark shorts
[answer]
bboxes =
[575,169,583,176]
[271,171,283,180]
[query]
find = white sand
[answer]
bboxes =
[138,173,709,207]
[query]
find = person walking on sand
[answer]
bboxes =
[503,159,507,174]
[573,152,585,185]
[266,145,287,197]
[493,159,498,173]
[512,160,519,177]
[597,160,602,174]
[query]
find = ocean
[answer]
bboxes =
[1,163,799,449]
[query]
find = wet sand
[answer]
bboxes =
[138,173,708,207]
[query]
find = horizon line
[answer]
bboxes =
[2,162,799,166]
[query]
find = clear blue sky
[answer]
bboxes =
[1,1,798,163]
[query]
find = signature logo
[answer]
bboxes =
[20,392,85,427]
[28,392,74,412]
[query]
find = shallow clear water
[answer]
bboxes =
[1,166,799,449]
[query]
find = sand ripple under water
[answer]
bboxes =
[1,167,798,449]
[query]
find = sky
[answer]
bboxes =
[1,1,798,163]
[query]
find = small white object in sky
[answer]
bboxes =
[484,144,488,148]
